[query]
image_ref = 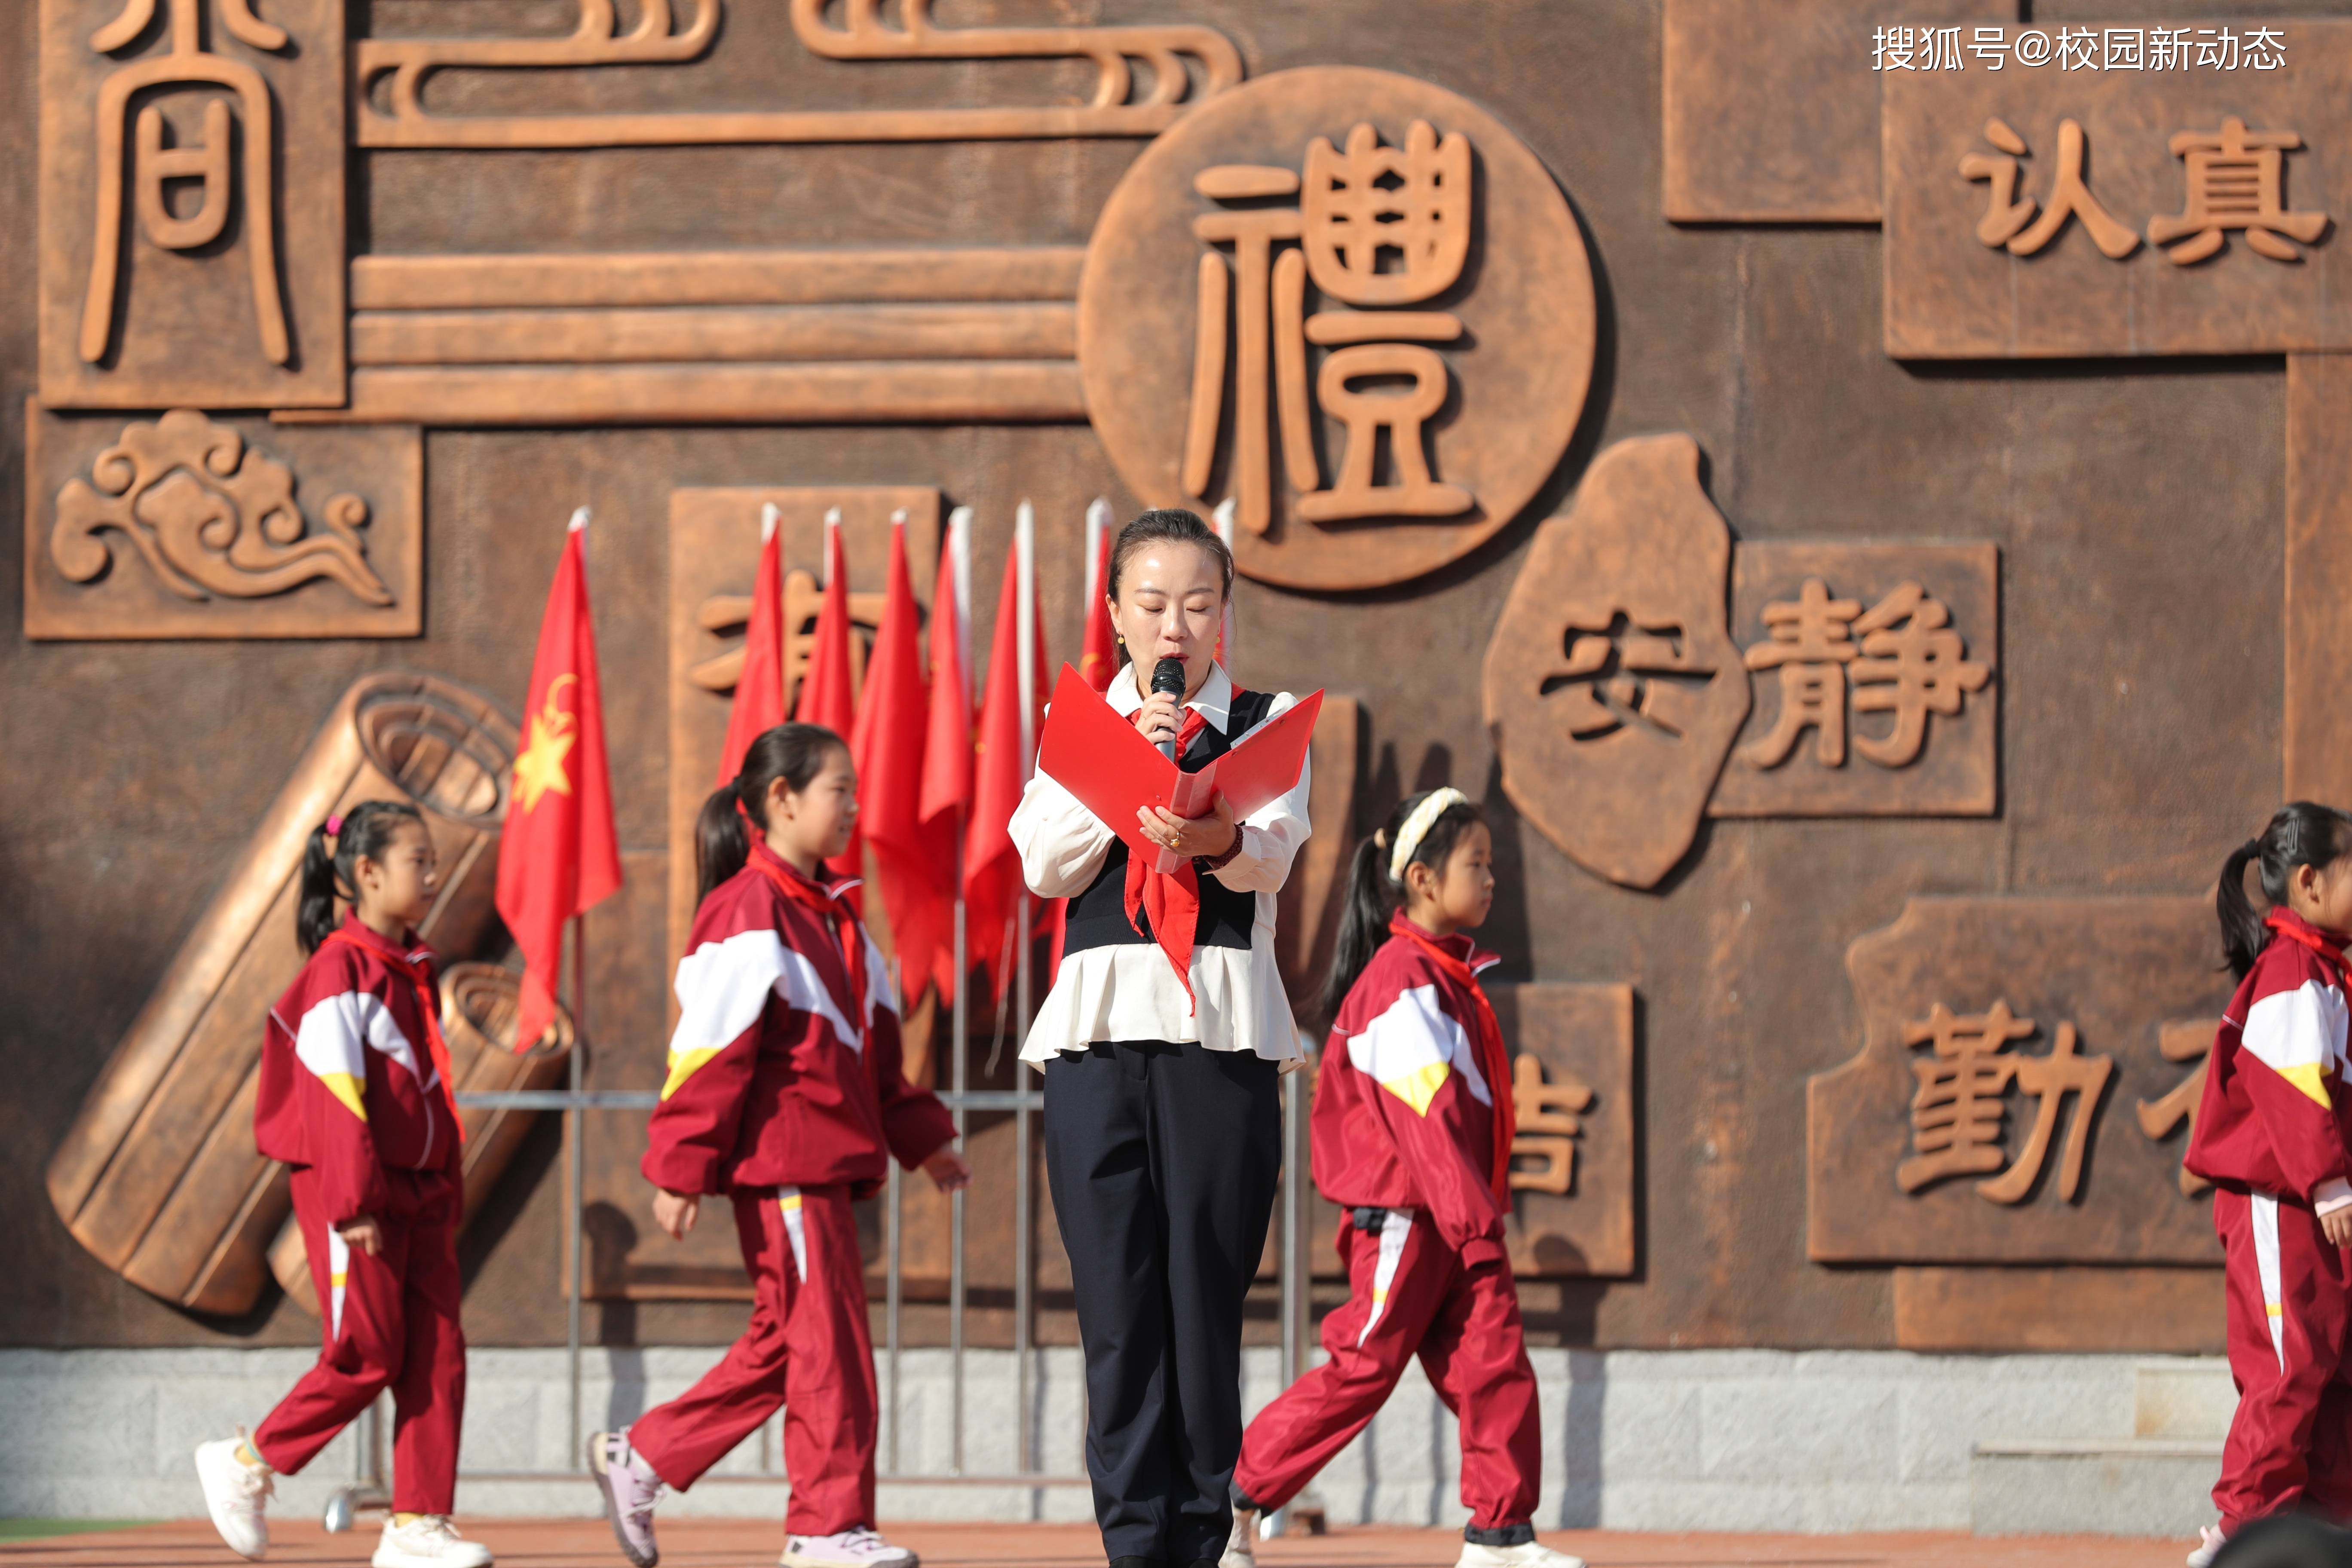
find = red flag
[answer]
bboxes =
[496,508,623,1052]
[717,503,785,786]
[965,521,1047,1001]
[795,509,861,883]
[918,508,973,832]
[852,515,955,1008]
[1079,497,1117,695]
[1047,499,1120,974]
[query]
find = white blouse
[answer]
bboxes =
[1010,663,1312,1069]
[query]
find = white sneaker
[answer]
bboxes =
[1456,1542,1587,1568]
[780,1527,919,1567]
[372,1516,493,1568]
[2186,1524,2227,1568]
[1220,1508,1258,1568]
[194,1433,273,1560]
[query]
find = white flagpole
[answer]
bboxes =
[1014,501,1038,1037]
[1084,496,1111,610]
[1212,497,1237,664]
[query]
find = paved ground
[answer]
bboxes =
[0,1519,2197,1567]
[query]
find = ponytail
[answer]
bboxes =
[296,799,426,954]
[2217,801,2352,980]
[1316,788,1486,1020]
[696,722,849,905]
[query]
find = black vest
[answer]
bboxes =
[1062,687,1279,959]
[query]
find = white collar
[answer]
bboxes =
[1108,660,1233,732]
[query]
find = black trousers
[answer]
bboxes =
[1044,1039,1283,1565]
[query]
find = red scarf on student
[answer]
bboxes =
[2267,908,2350,986]
[1388,912,1515,1203]
[327,927,465,1145]
[747,849,869,1027]
[1124,703,1219,1011]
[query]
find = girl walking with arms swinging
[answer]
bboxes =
[588,724,970,1568]
[2185,803,2352,1568]
[193,801,491,1568]
[1225,788,1582,1568]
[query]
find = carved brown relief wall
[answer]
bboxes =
[1709,542,1997,818]
[278,249,1090,429]
[24,403,422,639]
[1484,434,1750,889]
[1663,0,2014,224]
[665,486,942,977]
[1884,24,2352,357]
[1080,65,1596,592]
[353,0,1240,149]
[1808,897,2233,1265]
[38,0,345,408]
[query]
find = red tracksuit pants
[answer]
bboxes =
[1233,1208,1541,1530]
[2215,1186,2352,1530]
[630,1185,877,1537]
[252,1166,466,1516]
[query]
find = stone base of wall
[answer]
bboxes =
[0,1347,2229,1535]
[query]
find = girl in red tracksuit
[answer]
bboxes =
[193,799,491,1568]
[1226,788,1580,1568]
[2185,802,2352,1568]
[589,723,969,1568]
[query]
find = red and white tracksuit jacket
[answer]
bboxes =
[631,843,957,1535]
[1234,916,1542,1532]
[251,916,467,1515]
[2187,908,2352,1531]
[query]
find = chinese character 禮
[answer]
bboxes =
[1184,119,1477,538]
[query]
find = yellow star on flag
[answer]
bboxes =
[513,675,579,813]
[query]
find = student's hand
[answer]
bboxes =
[2325,1206,2352,1250]
[1139,793,1238,861]
[652,1190,700,1241]
[922,1146,974,1194]
[335,1216,383,1258]
[1132,690,1185,754]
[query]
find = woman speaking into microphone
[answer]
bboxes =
[1009,507,1311,1568]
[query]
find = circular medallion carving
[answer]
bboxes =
[1080,65,1596,592]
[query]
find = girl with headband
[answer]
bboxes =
[193,800,494,1568]
[1222,787,1582,1568]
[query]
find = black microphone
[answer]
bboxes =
[1151,657,1187,763]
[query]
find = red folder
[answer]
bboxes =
[1036,664,1324,874]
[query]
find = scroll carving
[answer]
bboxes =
[354,0,1241,149]
[53,410,389,605]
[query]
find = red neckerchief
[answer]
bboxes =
[326,923,464,1145]
[746,846,868,1027]
[1388,912,1514,1204]
[1124,700,1222,1011]
[2267,908,2350,987]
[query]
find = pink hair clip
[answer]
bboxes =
[325,814,344,836]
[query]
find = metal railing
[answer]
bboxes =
[325,1062,1314,1528]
